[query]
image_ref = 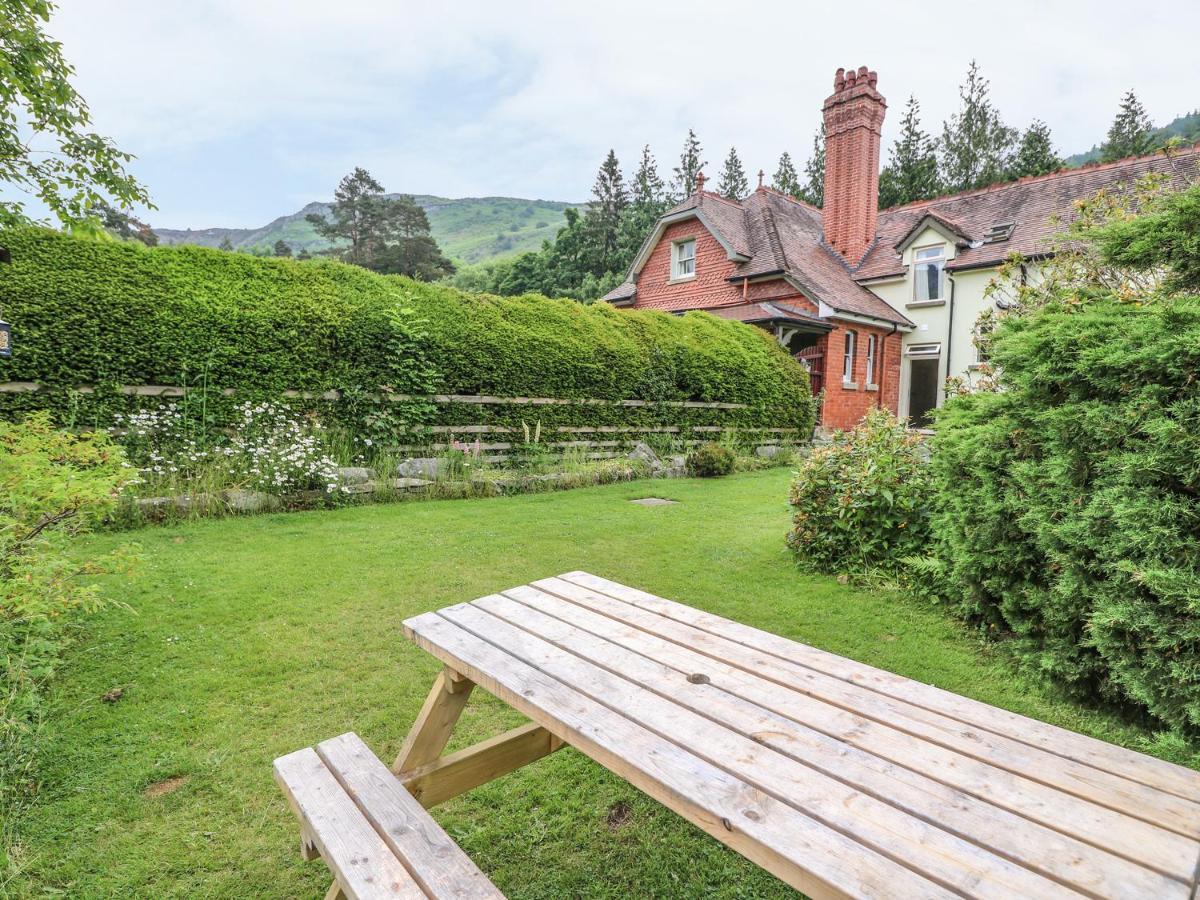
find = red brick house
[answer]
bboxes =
[604,66,1200,431]
[604,67,911,430]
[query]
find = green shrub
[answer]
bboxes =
[686,442,735,477]
[788,410,930,574]
[926,299,1200,733]
[0,227,814,439]
[1,414,137,809]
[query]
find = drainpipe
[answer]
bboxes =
[944,271,957,391]
[879,322,899,411]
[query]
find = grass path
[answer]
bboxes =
[7,470,1194,898]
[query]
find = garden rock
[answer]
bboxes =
[755,445,781,458]
[135,497,172,516]
[222,488,279,513]
[627,442,664,473]
[392,477,434,490]
[396,457,447,479]
[337,466,375,485]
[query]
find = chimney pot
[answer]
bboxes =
[834,67,846,90]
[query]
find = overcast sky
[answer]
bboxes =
[38,0,1200,228]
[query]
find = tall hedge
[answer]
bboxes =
[928,298,1200,733]
[0,227,814,435]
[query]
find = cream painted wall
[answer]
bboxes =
[862,224,1023,420]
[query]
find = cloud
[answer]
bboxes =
[45,0,1200,227]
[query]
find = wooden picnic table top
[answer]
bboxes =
[403,572,1200,899]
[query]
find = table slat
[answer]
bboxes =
[402,610,956,900]
[437,601,1087,899]
[560,571,1200,802]
[537,575,1200,839]
[476,589,1188,898]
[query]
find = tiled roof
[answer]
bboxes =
[708,300,832,330]
[856,145,1200,280]
[607,145,1200,320]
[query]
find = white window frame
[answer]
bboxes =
[865,333,877,386]
[671,238,696,281]
[842,329,857,384]
[912,243,946,303]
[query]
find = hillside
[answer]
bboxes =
[154,195,585,264]
[1065,109,1200,168]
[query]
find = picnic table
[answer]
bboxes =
[280,572,1200,899]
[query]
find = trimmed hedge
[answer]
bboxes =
[0,227,814,437]
[927,298,1200,733]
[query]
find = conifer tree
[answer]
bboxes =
[772,151,802,199]
[1100,90,1155,162]
[670,129,707,200]
[273,239,292,257]
[620,144,668,261]
[939,60,1017,192]
[582,149,628,276]
[798,126,825,206]
[717,146,748,200]
[1008,120,1062,178]
[218,236,234,252]
[879,96,939,208]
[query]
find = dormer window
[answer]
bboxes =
[672,239,696,280]
[913,245,945,302]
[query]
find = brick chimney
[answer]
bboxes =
[822,66,886,263]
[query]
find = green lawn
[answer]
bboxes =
[6,470,1195,898]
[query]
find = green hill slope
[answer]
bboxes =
[1065,109,1200,168]
[154,195,585,264]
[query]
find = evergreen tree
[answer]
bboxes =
[296,247,312,260]
[88,200,158,245]
[273,239,292,257]
[772,151,801,199]
[217,236,234,252]
[798,126,825,206]
[1100,90,1155,162]
[620,144,668,262]
[1008,120,1062,178]
[717,146,748,200]
[670,129,707,200]
[371,197,455,281]
[939,60,1017,192]
[582,149,628,276]
[879,96,939,208]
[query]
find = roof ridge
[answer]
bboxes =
[760,206,789,271]
[698,190,746,210]
[756,185,822,212]
[879,142,1200,214]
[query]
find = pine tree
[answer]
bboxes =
[717,146,748,200]
[1008,120,1062,178]
[582,149,628,276]
[273,239,292,257]
[939,60,1017,192]
[1100,90,1155,162]
[218,236,234,252]
[772,151,801,199]
[620,144,668,262]
[879,96,939,208]
[670,129,707,200]
[798,126,825,206]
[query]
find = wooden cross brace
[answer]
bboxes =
[392,665,567,809]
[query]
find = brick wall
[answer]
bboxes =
[822,66,886,264]
[633,218,743,312]
[818,320,900,430]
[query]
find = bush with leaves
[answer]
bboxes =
[788,410,930,575]
[924,180,1200,734]
[685,442,735,477]
[1,413,137,807]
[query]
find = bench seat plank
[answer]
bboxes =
[403,610,957,900]
[473,589,1187,898]
[536,575,1200,839]
[558,571,1200,802]
[316,733,504,900]
[274,747,427,900]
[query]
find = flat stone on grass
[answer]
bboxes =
[629,497,678,507]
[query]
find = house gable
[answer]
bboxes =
[630,217,750,312]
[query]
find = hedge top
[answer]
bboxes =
[0,227,814,430]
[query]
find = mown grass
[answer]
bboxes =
[4,469,1196,898]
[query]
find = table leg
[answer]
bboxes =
[392,666,476,773]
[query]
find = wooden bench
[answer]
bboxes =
[274,732,504,900]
